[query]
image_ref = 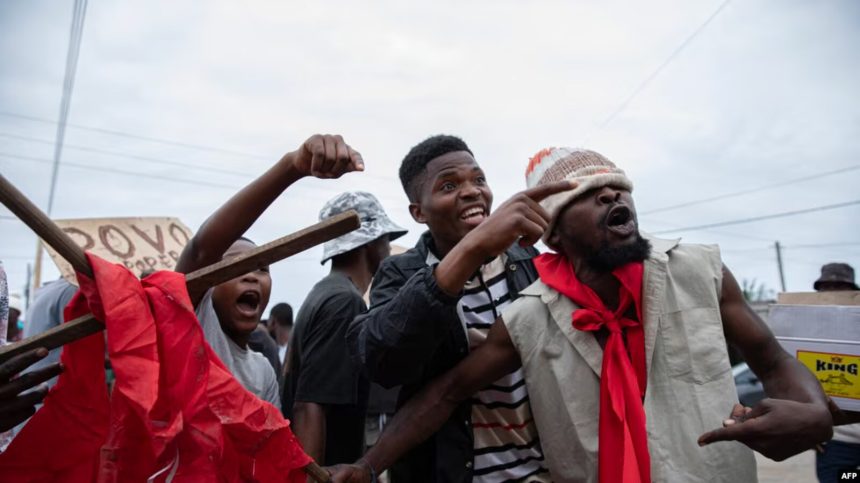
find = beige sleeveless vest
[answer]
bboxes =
[502,236,757,483]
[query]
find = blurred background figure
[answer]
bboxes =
[248,320,281,377]
[5,293,22,343]
[268,302,293,367]
[813,262,859,483]
[814,263,858,293]
[21,278,77,388]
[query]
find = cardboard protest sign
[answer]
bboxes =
[43,217,193,285]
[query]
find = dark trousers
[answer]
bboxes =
[816,440,860,483]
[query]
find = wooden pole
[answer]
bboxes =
[0,174,93,278]
[304,462,333,483]
[32,242,43,300]
[775,240,787,293]
[183,212,358,303]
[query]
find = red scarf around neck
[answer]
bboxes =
[534,253,651,483]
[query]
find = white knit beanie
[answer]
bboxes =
[525,147,633,244]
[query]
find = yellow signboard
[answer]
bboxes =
[797,350,860,400]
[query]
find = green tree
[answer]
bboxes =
[741,278,775,302]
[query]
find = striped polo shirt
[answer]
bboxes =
[427,252,550,483]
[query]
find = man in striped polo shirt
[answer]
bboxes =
[347,135,573,482]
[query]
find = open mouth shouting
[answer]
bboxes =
[604,204,637,238]
[235,289,262,318]
[459,205,488,228]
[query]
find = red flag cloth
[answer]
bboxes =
[534,253,650,483]
[0,254,311,482]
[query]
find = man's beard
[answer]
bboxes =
[585,234,652,272]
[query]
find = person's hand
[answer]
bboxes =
[827,396,860,426]
[290,134,364,179]
[462,180,577,259]
[0,347,63,432]
[326,462,372,483]
[698,399,833,461]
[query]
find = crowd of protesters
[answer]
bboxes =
[1,133,859,482]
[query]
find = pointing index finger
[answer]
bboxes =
[523,180,578,203]
[698,418,760,446]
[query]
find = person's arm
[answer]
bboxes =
[175,134,363,285]
[292,401,326,464]
[330,318,521,482]
[698,265,832,460]
[346,261,460,387]
[346,180,576,387]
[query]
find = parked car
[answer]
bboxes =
[733,362,766,407]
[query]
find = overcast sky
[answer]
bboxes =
[1,0,858,315]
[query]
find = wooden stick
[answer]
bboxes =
[0,174,93,278]
[305,462,333,483]
[184,211,357,303]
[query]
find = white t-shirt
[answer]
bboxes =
[834,424,860,444]
[196,290,281,410]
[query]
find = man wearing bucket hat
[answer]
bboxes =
[286,191,406,466]
[329,148,834,483]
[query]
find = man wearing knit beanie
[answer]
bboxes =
[329,148,835,483]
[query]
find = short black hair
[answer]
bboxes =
[399,135,473,202]
[269,302,293,327]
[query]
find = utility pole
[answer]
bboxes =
[775,241,786,293]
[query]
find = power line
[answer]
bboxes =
[0,128,395,183]
[0,152,403,204]
[720,246,774,253]
[715,242,860,254]
[785,241,860,250]
[640,163,860,215]
[0,132,253,178]
[0,111,271,161]
[1,152,239,190]
[583,0,732,143]
[47,0,88,215]
[652,199,860,234]
[645,216,775,242]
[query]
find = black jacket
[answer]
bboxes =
[347,231,539,483]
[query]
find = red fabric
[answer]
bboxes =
[0,254,311,482]
[534,253,650,483]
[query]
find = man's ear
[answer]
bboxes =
[408,202,427,224]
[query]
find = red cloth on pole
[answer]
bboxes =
[0,254,311,482]
[534,253,651,483]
